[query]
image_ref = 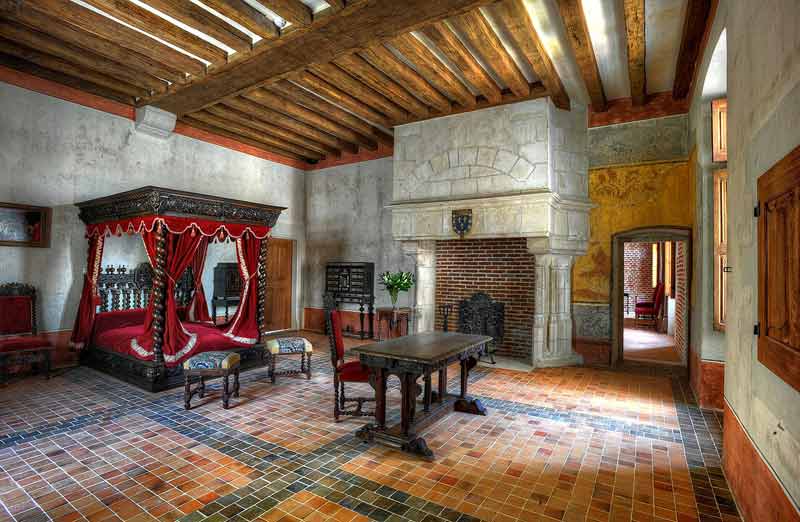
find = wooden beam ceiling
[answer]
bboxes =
[673,0,713,99]
[256,0,313,27]
[558,0,606,112]
[151,0,497,115]
[491,0,570,110]
[197,0,279,40]
[623,0,647,105]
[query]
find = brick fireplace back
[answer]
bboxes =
[434,238,535,359]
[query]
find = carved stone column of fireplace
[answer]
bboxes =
[390,99,593,367]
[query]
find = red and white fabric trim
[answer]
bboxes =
[85,215,271,240]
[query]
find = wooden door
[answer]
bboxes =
[758,144,800,392]
[264,238,293,332]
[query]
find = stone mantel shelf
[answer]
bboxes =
[389,190,594,256]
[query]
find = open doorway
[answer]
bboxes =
[611,227,691,367]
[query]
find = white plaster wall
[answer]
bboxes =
[304,158,414,311]
[0,83,306,332]
[688,1,727,363]
[393,100,551,201]
[725,0,800,505]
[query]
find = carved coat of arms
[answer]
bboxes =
[451,209,473,239]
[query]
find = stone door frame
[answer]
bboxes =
[610,226,693,367]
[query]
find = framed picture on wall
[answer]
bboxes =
[0,202,51,248]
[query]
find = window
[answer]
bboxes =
[651,243,658,287]
[713,170,728,331]
[757,144,800,393]
[712,98,727,162]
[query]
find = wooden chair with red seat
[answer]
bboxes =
[635,282,665,329]
[324,294,374,421]
[0,283,54,384]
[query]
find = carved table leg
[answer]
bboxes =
[454,355,487,416]
[306,353,312,380]
[269,353,276,384]
[374,367,387,430]
[423,371,432,412]
[233,368,240,398]
[44,350,51,380]
[400,372,413,436]
[199,376,205,398]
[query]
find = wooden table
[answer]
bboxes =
[350,332,492,459]
[375,307,411,339]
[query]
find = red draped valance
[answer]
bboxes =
[85,215,271,239]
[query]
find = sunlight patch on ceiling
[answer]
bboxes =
[645,0,687,93]
[583,0,630,100]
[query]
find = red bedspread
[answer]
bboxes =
[91,309,250,365]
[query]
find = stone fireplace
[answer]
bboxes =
[390,99,593,367]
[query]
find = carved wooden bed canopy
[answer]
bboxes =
[71,186,285,391]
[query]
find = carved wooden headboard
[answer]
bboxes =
[97,263,194,312]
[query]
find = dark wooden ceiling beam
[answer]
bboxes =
[4,0,205,77]
[450,9,529,98]
[206,103,339,157]
[236,88,362,151]
[3,7,186,84]
[325,0,346,12]
[558,0,606,111]
[491,0,570,109]
[151,0,496,115]
[335,53,429,117]
[673,0,713,99]
[255,0,312,27]
[198,0,279,40]
[389,34,475,108]
[139,0,252,52]
[0,21,167,94]
[420,21,502,104]
[0,51,136,104]
[623,0,646,105]
[290,70,393,127]
[0,37,149,98]
[232,92,354,152]
[80,0,226,64]
[181,115,307,161]
[269,79,388,147]
[309,62,409,122]
[403,81,548,125]
[359,45,452,113]
[189,110,324,160]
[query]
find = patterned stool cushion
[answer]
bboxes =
[183,351,241,370]
[266,337,313,355]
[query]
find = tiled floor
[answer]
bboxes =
[623,328,682,364]
[0,332,740,522]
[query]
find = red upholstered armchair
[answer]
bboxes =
[324,294,374,421]
[0,283,54,383]
[635,283,665,329]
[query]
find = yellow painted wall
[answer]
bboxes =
[573,160,694,303]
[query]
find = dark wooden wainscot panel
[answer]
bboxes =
[757,143,800,392]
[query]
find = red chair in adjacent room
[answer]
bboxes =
[0,283,55,384]
[324,294,374,421]
[635,282,665,330]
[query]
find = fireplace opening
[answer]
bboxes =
[434,238,535,360]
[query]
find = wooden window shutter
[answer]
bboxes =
[712,99,727,162]
[758,144,800,392]
[714,170,728,330]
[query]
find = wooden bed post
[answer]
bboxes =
[151,221,168,368]
[257,236,271,344]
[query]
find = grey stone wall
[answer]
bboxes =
[393,100,551,201]
[725,0,800,505]
[304,158,414,310]
[588,114,688,168]
[0,82,305,331]
[572,302,610,339]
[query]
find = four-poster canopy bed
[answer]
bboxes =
[71,186,284,391]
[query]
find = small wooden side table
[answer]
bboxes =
[376,307,411,340]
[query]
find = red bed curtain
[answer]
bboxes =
[187,237,212,322]
[224,232,262,344]
[131,223,202,365]
[70,234,105,349]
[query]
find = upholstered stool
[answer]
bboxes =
[183,351,241,410]
[265,337,312,383]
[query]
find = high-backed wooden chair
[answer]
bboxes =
[324,294,374,421]
[635,283,665,329]
[0,283,54,383]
